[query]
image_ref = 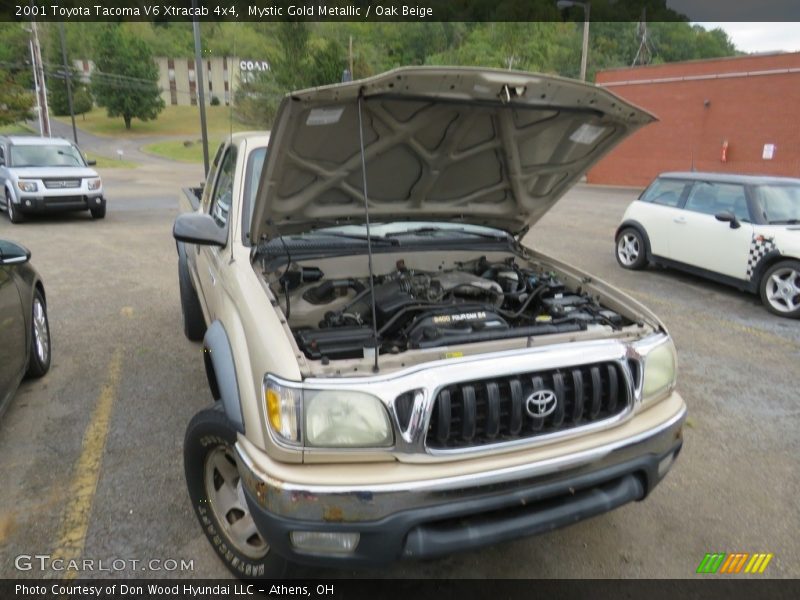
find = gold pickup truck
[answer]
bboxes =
[173,67,685,578]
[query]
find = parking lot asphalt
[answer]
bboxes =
[0,160,797,579]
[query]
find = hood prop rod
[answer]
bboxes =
[357,92,380,373]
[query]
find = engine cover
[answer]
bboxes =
[405,308,508,348]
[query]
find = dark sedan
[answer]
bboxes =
[0,239,50,417]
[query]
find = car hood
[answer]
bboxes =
[251,66,655,241]
[10,166,99,179]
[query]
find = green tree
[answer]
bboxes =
[309,39,346,87]
[45,25,94,118]
[234,22,346,127]
[0,23,34,126]
[92,25,164,130]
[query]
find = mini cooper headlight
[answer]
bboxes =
[304,389,393,448]
[17,180,38,192]
[641,338,677,407]
[87,178,102,191]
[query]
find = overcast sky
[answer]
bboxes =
[696,22,800,54]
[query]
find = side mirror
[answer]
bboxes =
[715,211,741,229]
[86,159,97,166]
[173,213,227,247]
[0,240,32,265]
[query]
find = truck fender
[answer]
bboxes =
[203,321,245,434]
[177,240,192,282]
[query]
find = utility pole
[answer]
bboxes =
[29,40,43,135]
[557,1,591,81]
[579,1,590,82]
[349,36,354,77]
[59,22,78,144]
[632,8,653,67]
[30,20,51,137]
[192,0,210,176]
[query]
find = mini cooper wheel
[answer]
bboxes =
[26,289,51,378]
[615,228,647,270]
[184,404,287,578]
[760,260,800,318]
[6,190,24,224]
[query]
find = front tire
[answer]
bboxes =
[615,227,647,270]
[6,190,24,224]
[184,404,287,579]
[26,289,51,378]
[760,260,800,318]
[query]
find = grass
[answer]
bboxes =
[0,122,35,135]
[53,105,252,137]
[141,138,224,163]
[85,151,137,169]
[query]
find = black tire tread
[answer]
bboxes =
[615,227,648,270]
[184,404,287,579]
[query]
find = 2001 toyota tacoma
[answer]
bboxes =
[173,67,686,578]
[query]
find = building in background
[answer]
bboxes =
[74,57,270,107]
[589,52,800,187]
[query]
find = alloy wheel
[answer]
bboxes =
[203,446,269,560]
[617,233,640,267]
[33,297,49,365]
[764,267,800,313]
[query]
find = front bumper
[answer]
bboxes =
[16,193,104,213]
[236,396,686,567]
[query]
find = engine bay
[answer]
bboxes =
[272,256,632,361]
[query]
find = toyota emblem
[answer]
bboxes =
[525,389,558,418]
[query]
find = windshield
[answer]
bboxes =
[9,144,86,168]
[755,184,800,224]
[243,146,267,243]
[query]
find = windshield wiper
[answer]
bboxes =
[57,151,82,165]
[768,218,800,224]
[306,232,399,246]
[385,227,509,240]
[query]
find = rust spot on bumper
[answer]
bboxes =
[323,506,345,522]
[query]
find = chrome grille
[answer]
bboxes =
[43,179,81,189]
[426,362,629,449]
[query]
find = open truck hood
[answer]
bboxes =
[251,66,655,240]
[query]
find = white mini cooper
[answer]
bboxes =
[615,172,800,318]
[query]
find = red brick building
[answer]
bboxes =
[588,52,800,187]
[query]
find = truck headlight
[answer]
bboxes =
[87,178,102,191]
[264,378,302,445]
[17,180,37,192]
[305,390,393,448]
[641,338,677,407]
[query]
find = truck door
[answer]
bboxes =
[195,144,238,321]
